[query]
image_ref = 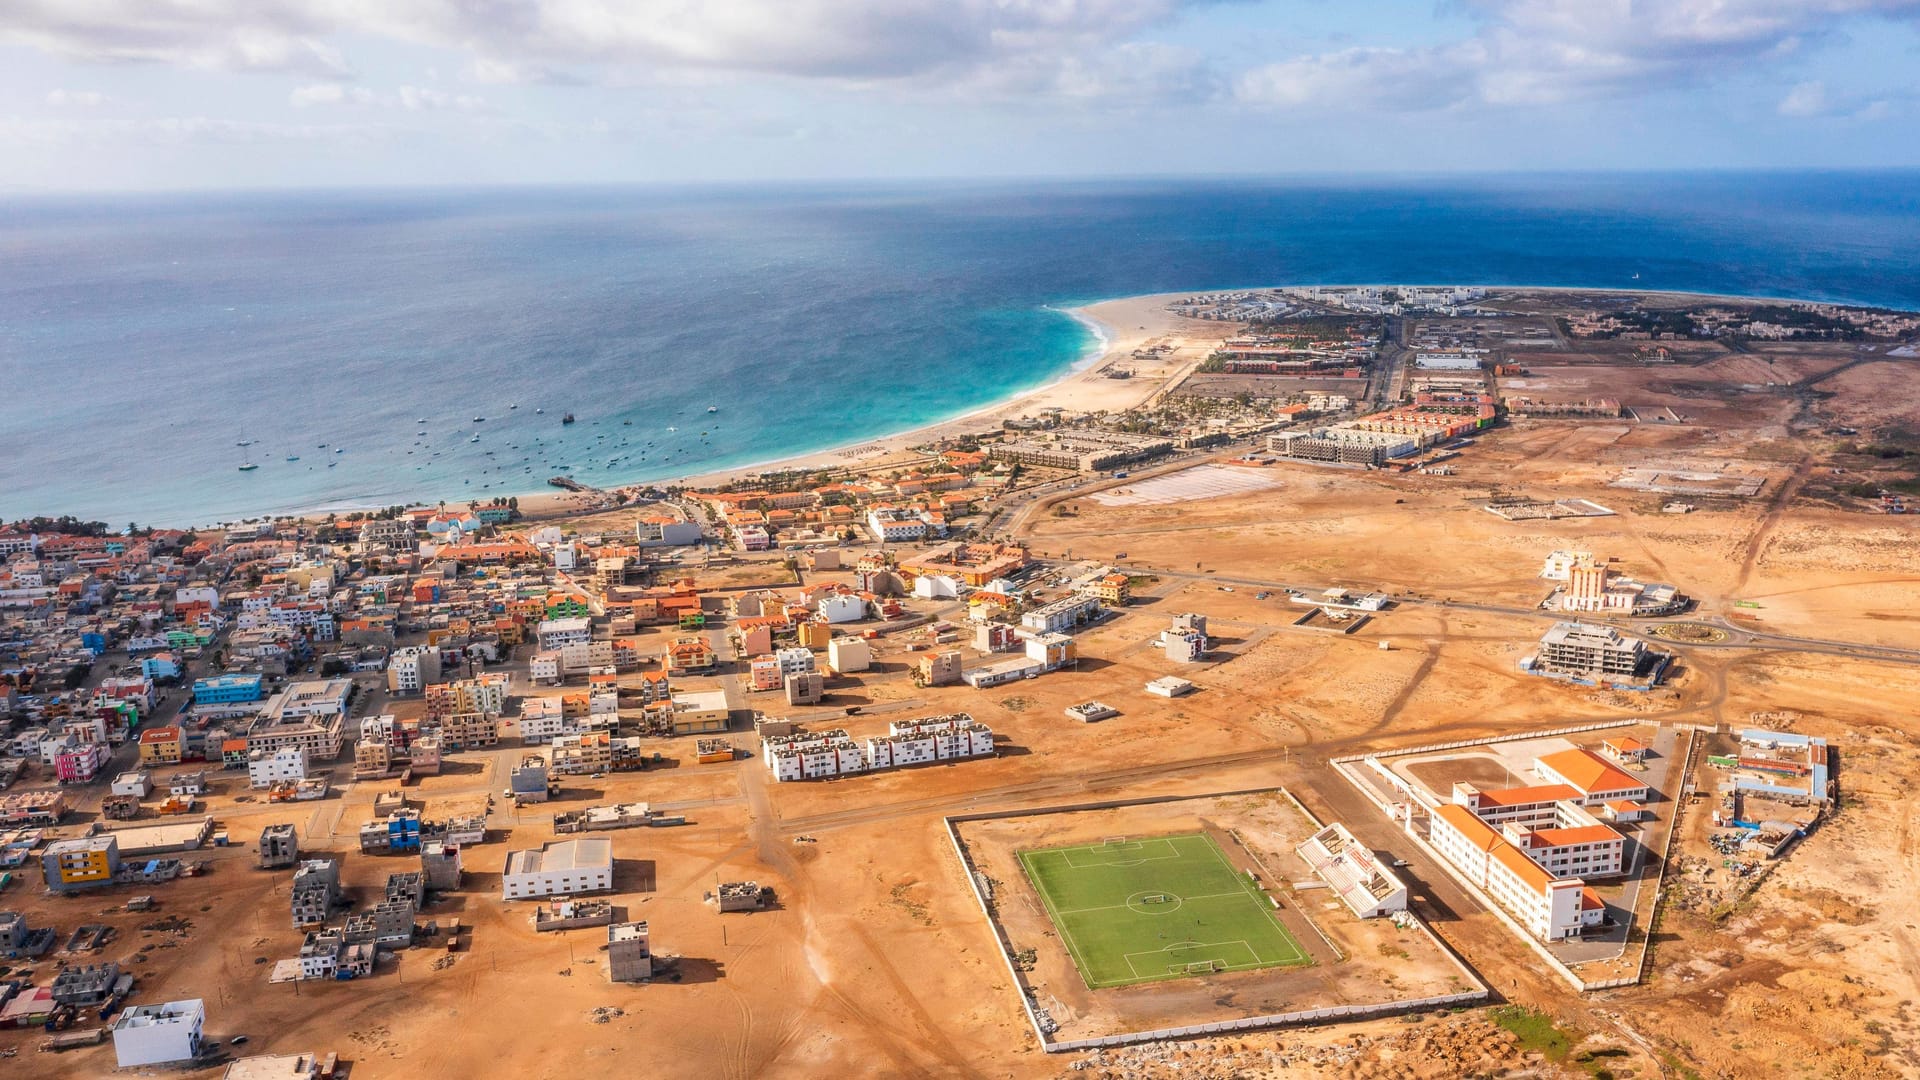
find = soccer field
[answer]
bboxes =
[1018,832,1311,989]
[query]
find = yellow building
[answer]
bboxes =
[138,725,184,766]
[43,834,120,892]
[1081,573,1131,605]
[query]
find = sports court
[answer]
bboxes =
[1017,832,1311,989]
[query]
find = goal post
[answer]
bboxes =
[1183,960,1221,974]
[1103,835,1130,847]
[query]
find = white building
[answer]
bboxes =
[1145,676,1194,698]
[815,593,867,624]
[763,729,868,782]
[537,617,592,651]
[501,837,614,900]
[635,518,703,547]
[1429,804,1605,941]
[1020,594,1102,634]
[763,715,993,782]
[248,747,308,789]
[866,506,927,543]
[912,574,963,600]
[774,646,816,677]
[111,770,152,797]
[386,645,441,695]
[112,999,206,1067]
[529,651,561,685]
[826,637,871,673]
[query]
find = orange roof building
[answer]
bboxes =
[1532,748,1649,804]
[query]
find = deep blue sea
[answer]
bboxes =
[4,172,1920,527]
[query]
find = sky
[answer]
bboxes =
[1,1,1918,191]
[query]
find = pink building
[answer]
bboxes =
[55,743,112,784]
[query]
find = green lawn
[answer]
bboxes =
[1018,832,1311,989]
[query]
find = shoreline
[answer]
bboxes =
[641,291,1213,494]
[23,283,1907,531]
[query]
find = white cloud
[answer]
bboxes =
[290,82,485,112]
[45,89,108,107]
[0,1,1195,88]
[1778,79,1832,115]
[0,112,395,147]
[1237,0,1920,112]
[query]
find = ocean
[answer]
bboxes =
[4,172,1920,527]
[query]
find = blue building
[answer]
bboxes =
[141,654,181,681]
[192,673,263,706]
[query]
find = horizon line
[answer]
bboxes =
[4,164,1920,201]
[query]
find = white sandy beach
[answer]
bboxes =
[653,292,1236,491]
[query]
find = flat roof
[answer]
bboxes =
[506,837,613,876]
[223,1053,323,1080]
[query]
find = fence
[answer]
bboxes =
[1330,718,1639,766]
[944,787,1490,1053]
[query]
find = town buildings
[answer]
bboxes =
[988,430,1173,472]
[763,715,995,782]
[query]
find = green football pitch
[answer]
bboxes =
[1017,832,1311,989]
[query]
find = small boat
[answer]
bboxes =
[561,413,576,424]
[472,416,486,422]
[236,439,253,447]
[469,435,481,443]
[328,462,337,468]
[317,442,328,448]
[416,417,428,423]
[285,455,300,462]
[708,406,718,413]
[237,462,258,472]
[535,407,545,414]
[417,430,427,436]
[509,403,519,409]
[335,448,344,454]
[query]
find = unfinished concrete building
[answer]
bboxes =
[51,962,124,1006]
[1,910,58,958]
[290,860,342,928]
[509,755,551,804]
[258,824,299,869]
[606,921,653,982]
[385,872,425,909]
[370,901,415,946]
[532,898,615,932]
[420,841,463,892]
[1527,621,1659,681]
[712,881,772,913]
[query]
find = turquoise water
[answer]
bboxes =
[3,173,1919,526]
